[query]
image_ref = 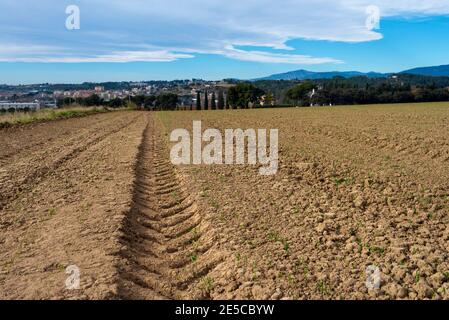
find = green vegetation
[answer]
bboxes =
[254,74,449,106]
[58,92,178,111]
[204,90,209,110]
[217,90,225,110]
[57,74,449,112]
[140,93,179,110]
[286,81,316,106]
[47,208,57,217]
[209,198,219,210]
[199,276,215,293]
[211,92,216,110]
[0,106,110,128]
[443,272,449,282]
[189,253,198,262]
[235,252,241,263]
[227,83,265,108]
[196,91,201,110]
[415,271,421,283]
[291,206,300,216]
[316,279,331,296]
[332,176,355,186]
[267,230,290,254]
[294,258,310,279]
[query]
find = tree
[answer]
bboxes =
[58,97,75,107]
[265,91,275,106]
[155,93,178,110]
[249,75,449,107]
[227,83,265,109]
[84,94,102,106]
[108,98,124,108]
[144,95,157,109]
[211,92,216,110]
[131,95,145,106]
[217,90,225,110]
[227,87,238,109]
[286,81,316,106]
[204,90,209,110]
[196,92,201,110]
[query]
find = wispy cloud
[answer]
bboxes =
[0,0,448,64]
[0,51,194,63]
[222,46,342,64]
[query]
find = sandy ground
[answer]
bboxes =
[1,103,449,300]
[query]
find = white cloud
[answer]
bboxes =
[222,46,342,64]
[0,44,193,63]
[345,0,449,17]
[0,0,448,64]
[87,51,194,63]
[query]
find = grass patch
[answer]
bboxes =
[235,252,241,262]
[209,198,220,210]
[189,253,198,262]
[0,106,111,128]
[199,276,215,293]
[443,272,449,283]
[47,208,57,217]
[291,206,300,216]
[294,258,310,279]
[267,230,290,254]
[316,279,331,296]
[415,271,421,284]
[332,176,355,186]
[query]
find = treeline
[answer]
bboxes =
[56,73,449,111]
[2,80,192,93]
[309,85,449,106]
[57,93,179,110]
[194,90,226,110]
[255,74,449,106]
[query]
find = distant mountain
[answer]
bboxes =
[255,64,449,81]
[401,64,449,77]
[255,69,388,81]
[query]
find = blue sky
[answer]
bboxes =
[1,0,449,84]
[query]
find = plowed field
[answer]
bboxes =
[1,103,449,300]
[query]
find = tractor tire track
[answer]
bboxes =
[118,116,222,300]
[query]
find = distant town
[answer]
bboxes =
[0,79,237,111]
[2,72,449,112]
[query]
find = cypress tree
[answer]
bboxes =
[204,90,209,110]
[211,92,216,110]
[217,90,224,110]
[196,91,201,110]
